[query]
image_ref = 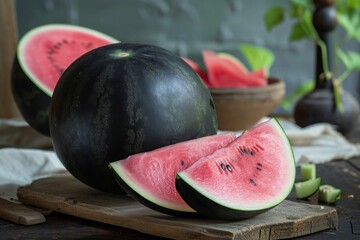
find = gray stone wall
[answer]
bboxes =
[15,0,360,114]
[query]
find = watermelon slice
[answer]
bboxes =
[217,52,248,75]
[109,132,237,216]
[202,50,267,88]
[11,24,118,136]
[176,119,296,220]
[250,68,267,79]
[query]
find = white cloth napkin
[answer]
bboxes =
[278,119,360,165]
[0,148,65,200]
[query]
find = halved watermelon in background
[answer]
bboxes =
[176,119,295,220]
[109,132,236,216]
[11,24,118,136]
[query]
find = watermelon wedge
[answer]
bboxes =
[109,132,236,216]
[12,24,118,136]
[217,52,248,75]
[176,119,295,220]
[250,68,267,79]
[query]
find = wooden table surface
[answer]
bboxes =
[1,136,360,240]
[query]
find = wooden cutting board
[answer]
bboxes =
[17,174,338,240]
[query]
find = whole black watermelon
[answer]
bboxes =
[49,43,218,193]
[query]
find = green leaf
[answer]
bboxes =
[264,6,285,31]
[289,0,312,18]
[280,80,314,111]
[337,12,353,37]
[347,51,360,70]
[336,47,352,69]
[336,48,360,71]
[288,11,315,41]
[348,0,360,9]
[337,11,360,41]
[238,44,275,73]
[289,22,309,41]
[290,0,312,7]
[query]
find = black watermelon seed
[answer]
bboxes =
[226,165,232,172]
[250,150,255,155]
[220,163,226,170]
[256,167,262,171]
[257,163,262,166]
[250,179,256,186]
[243,148,248,154]
[181,160,185,166]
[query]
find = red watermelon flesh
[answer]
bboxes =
[176,119,295,220]
[250,68,267,79]
[181,57,210,86]
[109,132,237,216]
[18,24,118,96]
[217,52,248,75]
[202,50,267,88]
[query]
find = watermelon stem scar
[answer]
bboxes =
[116,52,131,57]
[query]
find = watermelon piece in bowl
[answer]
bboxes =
[11,24,118,136]
[202,50,267,88]
[176,118,296,220]
[217,52,249,75]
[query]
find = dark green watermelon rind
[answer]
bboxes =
[175,118,296,220]
[175,175,269,221]
[11,57,51,136]
[109,163,198,217]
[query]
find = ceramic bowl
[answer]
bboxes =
[210,78,285,131]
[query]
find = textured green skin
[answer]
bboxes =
[11,56,51,136]
[50,43,218,193]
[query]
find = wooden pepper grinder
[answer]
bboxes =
[293,0,360,134]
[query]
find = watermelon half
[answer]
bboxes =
[176,119,295,220]
[109,132,236,216]
[11,24,118,136]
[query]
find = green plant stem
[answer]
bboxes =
[299,16,332,80]
[316,39,332,80]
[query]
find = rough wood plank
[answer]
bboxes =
[0,197,46,225]
[17,175,338,240]
[0,0,21,118]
